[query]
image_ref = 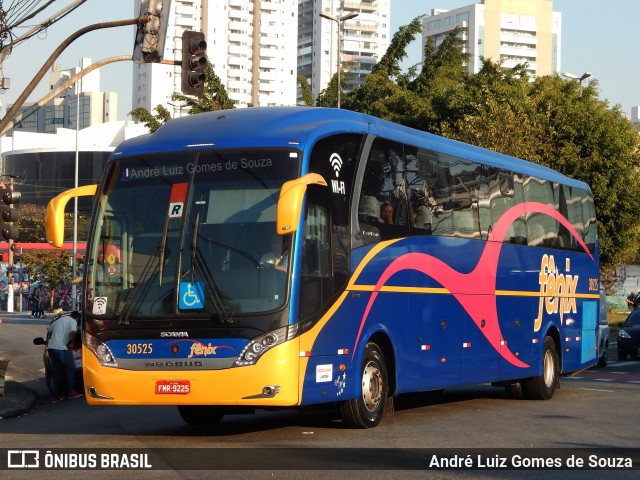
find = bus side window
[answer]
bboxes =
[359,138,409,241]
[299,203,333,321]
[357,195,382,245]
[525,176,558,248]
[302,204,330,277]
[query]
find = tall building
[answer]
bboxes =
[10,58,117,134]
[422,0,561,78]
[132,0,297,116]
[298,0,391,102]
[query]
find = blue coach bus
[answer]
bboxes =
[46,107,600,428]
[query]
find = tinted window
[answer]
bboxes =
[359,138,410,241]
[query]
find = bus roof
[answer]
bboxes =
[115,107,590,191]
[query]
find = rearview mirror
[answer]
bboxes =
[276,173,327,234]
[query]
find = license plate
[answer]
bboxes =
[155,380,190,394]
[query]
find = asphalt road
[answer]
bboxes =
[0,311,638,479]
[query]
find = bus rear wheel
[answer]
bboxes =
[177,405,225,426]
[523,336,559,400]
[340,342,388,428]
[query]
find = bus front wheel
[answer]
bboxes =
[177,405,225,426]
[340,342,388,428]
[523,336,559,400]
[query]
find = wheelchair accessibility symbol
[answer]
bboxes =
[179,281,204,310]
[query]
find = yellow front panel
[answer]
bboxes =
[82,338,301,406]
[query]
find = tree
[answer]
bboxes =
[170,61,236,113]
[129,60,235,132]
[16,203,90,244]
[16,203,47,242]
[438,60,540,160]
[438,62,640,267]
[297,75,314,106]
[529,76,640,267]
[129,105,172,133]
[343,16,424,117]
[316,70,339,108]
[21,249,73,310]
[341,18,640,269]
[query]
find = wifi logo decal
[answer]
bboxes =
[93,296,108,315]
[330,153,343,178]
[329,153,346,195]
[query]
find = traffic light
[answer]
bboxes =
[181,31,207,97]
[0,187,20,241]
[133,0,171,63]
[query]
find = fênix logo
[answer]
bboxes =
[534,254,578,331]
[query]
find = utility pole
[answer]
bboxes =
[1,174,21,313]
[7,175,15,267]
[6,174,14,313]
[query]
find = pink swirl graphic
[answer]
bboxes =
[351,202,593,368]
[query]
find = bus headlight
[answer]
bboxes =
[234,326,292,366]
[83,331,118,368]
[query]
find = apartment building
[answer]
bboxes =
[10,57,117,134]
[422,0,561,77]
[132,0,297,116]
[298,0,390,101]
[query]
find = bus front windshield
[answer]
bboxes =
[86,149,300,321]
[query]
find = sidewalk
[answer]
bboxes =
[0,380,38,419]
[0,311,47,419]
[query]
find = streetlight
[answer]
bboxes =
[319,10,358,109]
[72,72,81,310]
[561,71,592,93]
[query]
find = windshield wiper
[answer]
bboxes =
[159,213,170,286]
[190,212,232,324]
[117,243,162,326]
[118,215,171,325]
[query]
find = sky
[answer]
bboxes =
[0,0,638,121]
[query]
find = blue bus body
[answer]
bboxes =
[77,107,599,427]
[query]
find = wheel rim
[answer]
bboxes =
[361,360,383,413]
[543,349,555,387]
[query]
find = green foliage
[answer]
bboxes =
[171,61,236,113]
[129,59,235,132]
[342,20,640,269]
[316,71,339,108]
[15,203,89,244]
[297,75,314,106]
[16,203,47,242]
[21,250,72,286]
[373,16,424,79]
[21,249,75,308]
[129,105,172,133]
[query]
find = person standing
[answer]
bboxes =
[46,311,83,402]
[627,292,636,310]
[34,285,45,318]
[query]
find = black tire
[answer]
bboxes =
[597,343,608,368]
[177,405,225,426]
[340,342,388,428]
[523,336,559,400]
[618,350,627,361]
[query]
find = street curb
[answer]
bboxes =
[0,381,38,419]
